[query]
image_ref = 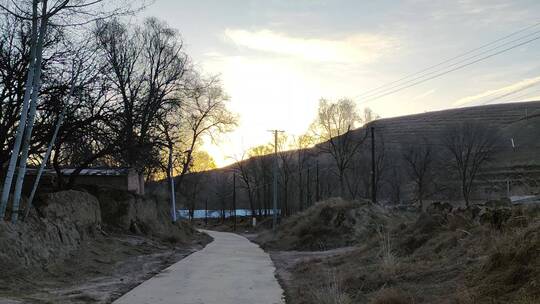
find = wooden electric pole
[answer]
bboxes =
[205,199,208,226]
[169,144,177,223]
[315,160,320,202]
[232,172,237,231]
[268,130,284,232]
[371,126,377,204]
[306,167,311,207]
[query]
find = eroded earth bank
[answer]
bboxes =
[0,188,210,303]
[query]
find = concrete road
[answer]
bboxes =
[113,230,284,304]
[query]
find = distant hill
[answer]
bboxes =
[175,101,540,212]
[365,101,540,149]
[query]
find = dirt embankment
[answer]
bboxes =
[266,198,540,304]
[0,188,210,303]
[256,198,412,251]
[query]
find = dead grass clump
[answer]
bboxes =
[309,267,353,304]
[257,198,391,250]
[396,212,445,256]
[451,287,477,304]
[474,222,540,301]
[369,288,414,304]
[377,227,398,277]
[512,293,539,304]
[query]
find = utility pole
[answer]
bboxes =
[315,160,320,202]
[371,126,377,204]
[232,172,237,231]
[205,199,208,226]
[306,167,311,207]
[268,129,284,232]
[169,145,177,223]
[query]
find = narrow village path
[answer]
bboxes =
[113,230,285,304]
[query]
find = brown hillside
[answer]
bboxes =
[177,101,540,210]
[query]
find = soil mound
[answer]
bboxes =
[0,190,103,270]
[0,189,200,271]
[257,198,392,251]
[90,187,196,242]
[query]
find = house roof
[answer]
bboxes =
[26,167,132,176]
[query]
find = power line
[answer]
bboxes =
[479,82,540,106]
[359,29,540,101]
[355,21,540,100]
[457,81,540,107]
[501,88,540,102]
[359,35,540,105]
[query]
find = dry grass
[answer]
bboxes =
[309,267,353,304]
[377,227,398,277]
[369,288,414,304]
[451,287,477,304]
[271,200,540,304]
[257,198,396,251]
[512,293,539,304]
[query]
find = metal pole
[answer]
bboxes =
[205,199,208,226]
[25,110,65,219]
[0,0,39,219]
[266,130,284,231]
[315,160,320,202]
[25,63,80,220]
[272,130,278,232]
[169,145,177,223]
[306,167,311,207]
[232,173,237,231]
[371,126,377,204]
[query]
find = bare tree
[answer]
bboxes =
[213,172,232,223]
[248,144,273,217]
[277,135,295,216]
[441,122,500,207]
[0,0,143,221]
[310,98,366,198]
[234,152,257,218]
[402,139,433,209]
[386,155,404,204]
[292,134,314,211]
[95,18,189,171]
[171,75,237,194]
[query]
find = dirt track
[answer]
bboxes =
[0,233,206,303]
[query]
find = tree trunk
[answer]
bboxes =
[339,170,345,199]
[52,144,64,189]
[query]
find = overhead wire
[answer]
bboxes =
[358,34,540,105]
[360,30,540,101]
[354,21,540,99]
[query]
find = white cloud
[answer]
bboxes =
[412,88,436,100]
[453,76,540,107]
[524,95,540,101]
[203,51,223,58]
[223,29,397,64]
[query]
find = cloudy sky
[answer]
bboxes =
[143,0,540,167]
